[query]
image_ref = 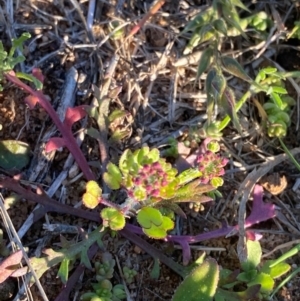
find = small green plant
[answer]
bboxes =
[0,32,42,91]
[83,145,228,238]
[122,266,137,284]
[172,239,300,301]
[81,252,126,301]
[253,67,295,138]
[287,21,300,40]
[182,0,272,55]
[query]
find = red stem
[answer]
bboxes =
[4,72,95,181]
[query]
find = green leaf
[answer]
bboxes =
[248,272,274,292]
[237,269,257,282]
[83,181,102,209]
[261,260,291,279]
[241,240,262,272]
[219,88,242,133]
[107,162,122,184]
[150,258,160,279]
[172,258,219,301]
[0,140,30,170]
[221,56,252,83]
[270,92,283,109]
[146,148,160,164]
[262,67,277,74]
[103,162,123,190]
[57,258,69,284]
[221,4,248,39]
[101,208,125,231]
[212,19,228,36]
[206,68,217,123]
[15,72,43,90]
[137,146,150,164]
[210,177,224,188]
[181,8,213,34]
[176,168,202,186]
[270,86,287,94]
[137,207,163,228]
[108,109,127,122]
[10,32,31,56]
[211,71,227,102]
[230,0,251,12]
[142,215,174,239]
[196,47,213,81]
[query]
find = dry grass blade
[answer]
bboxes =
[0,194,48,301]
[233,147,300,263]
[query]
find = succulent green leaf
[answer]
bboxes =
[137,207,163,228]
[172,258,219,301]
[136,146,150,164]
[241,240,262,272]
[196,47,213,82]
[103,162,123,189]
[221,56,252,83]
[262,67,277,74]
[270,86,288,94]
[270,92,283,109]
[57,258,70,284]
[0,140,30,170]
[177,168,202,186]
[101,208,125,231]
[107,162,122,183]
[237,269,258,282]
[147,148,160,163]
[248,272,274,292]
[261,260,291,279]
[210,177,224,188]
[119,149,132,174]
[142,215,174,239]
[206,140,220,152]
[83,181,102,209]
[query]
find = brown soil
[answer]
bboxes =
[1,0,300,301]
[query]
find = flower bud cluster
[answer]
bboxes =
[196,151,228,184]
[127,161,174,201]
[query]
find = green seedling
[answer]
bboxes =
[0,32,42,91]
[287,21,300,40]
[81,279,126,301]
[182,0,272,55]
[95,252,116,281]
[81,252,126,301]
[172,258,219,301]
[172,239,299,301]
[83,146,228,238]
[122,266,137,284]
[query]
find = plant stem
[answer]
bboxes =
[4,71,95,180]
[279,138,300,172]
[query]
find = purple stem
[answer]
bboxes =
[4,72,95,181]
